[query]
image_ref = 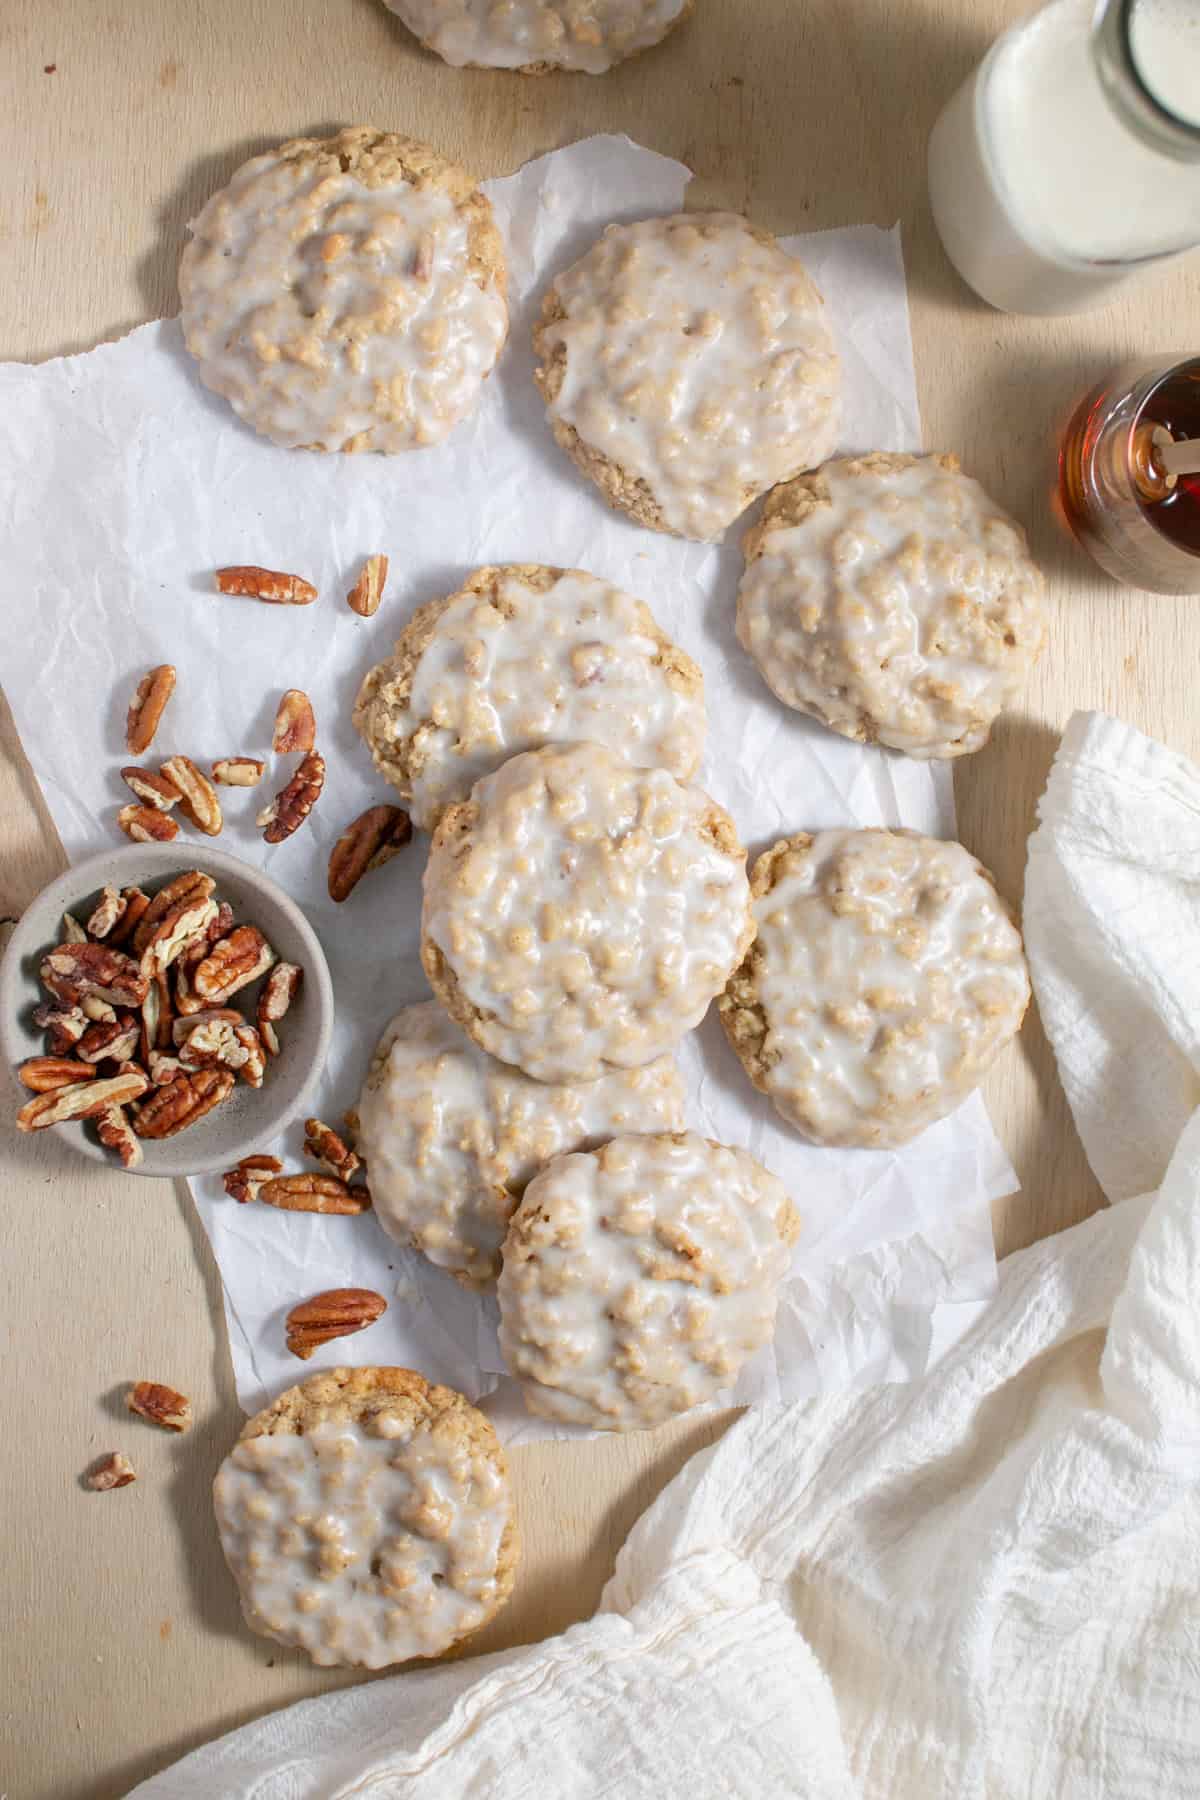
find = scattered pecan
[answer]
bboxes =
[272,689,316,754]
[96,1106,142,1170]
[132,1067,234,1138]
[126,665,176,755]
[327,804,412,902]
[212,756,265,787]
[77,1011,141,1065]
[127,1381,192,1432]
[258,751,325,843]
[134,872,215,954]
[41,943,148,1009]
[178,1015,266,1087]
[118,803,179,843]
[223,1154,283,1203]
[18,1056,96,1092]
[121,766,181,812]
[108,887,152,947]
[62,912,88,944]
[257,961,302,1057]
[86,1451,136,1491]
[346,554,388,618]
[192,925,275,1004]
[215,565,318,605]
[85,886,127,941]
[257,1174,371,1215]
[139,894,219,979]
[17,1067,149,1132]
[33,1003,87,1053]
[285,1288,387,1360]
[160,756,223,837]
[303,1118,361,1183]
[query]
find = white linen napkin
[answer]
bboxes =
[132,708,1200,1798]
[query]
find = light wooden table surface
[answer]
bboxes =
[2,2,1196,1793]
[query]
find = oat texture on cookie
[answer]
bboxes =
[213,1367,518,1668]
[384,0,692,72]
[179,128,508,452]
[497,1132,800,1430]
[420,740,753,1083]
[737,453,1047,757]
[354,1001,687,1285]
[533,212,841,541]
[353,563,706,829]
[719,829,1030,1149]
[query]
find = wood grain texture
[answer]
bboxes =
[2,1,1197,1792]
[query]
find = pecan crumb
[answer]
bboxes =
[346,553,388,618]
[127,1381,193,1432]
[215,566,317,606]
[86,1451,136,1491]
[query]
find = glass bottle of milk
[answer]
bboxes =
[928,0,1200,314]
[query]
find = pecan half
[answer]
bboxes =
[160,757,223,837]
[86,1451,136,1491]
[19,1056,96,1092]
[215,565,317,605]
[258,751,325,844]
[257,961,302,1057]
[327,804,412,902]
[17,1067,149,1131]
[272,689,316,754]
[303,1118,361,1183]
[109,888,152,948]
[96,1106,143,1170]
[178,1015,266,1086]
[62,912,88,944]
[257,1174,371,1215]
[223,1154,283,1203]
[77,1011,141,1065]
[132,1068,234,1138]
[172,1007,243,1047]
[86,886,127,941]
[127,1381,192,1432]
[41,943,148,1009]
[192,925,275,1004]
[118,803,179,843]
[346,553,388,618]
[139,894,219,979]
[121,766,181,812]
[125,665,176,756]
[286,1288,387,1360]
[212,757,265,787]
[33,1002,87,1052]
[134,872,215,954]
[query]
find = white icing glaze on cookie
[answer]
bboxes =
[387,0,689,70]
[180,141,507,452]
[497,1132,800,1430]
[355,1001,687,1284]
[422,741,752,1083]
[536,212,841,540]
[214,1412,510,1667]
[737,454,1046,757]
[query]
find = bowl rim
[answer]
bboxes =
[0,842,334,1178]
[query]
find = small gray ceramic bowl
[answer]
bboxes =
[0,843,333,1178]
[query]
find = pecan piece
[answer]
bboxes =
[77,1011,141,1065]
[215,565,317,605]
[148,1050,186,1086]
[96,1106,143,1170]
[81,995,117,1023]
[125,665,176,756]
[33,1003,88,1052]
[178,1015,266,1087]
[121,766,181,812]
[134,872,215,954]
[223,1154,284,1203]
[346,553,388,618]
[172,1007,243,1047]
[192,925,275,1004]
[62,912,88,944]
[86,1451,136,1491]
[139,894,219,979]
[19,1056,96,1092]
[127,1381,192,1432]
[272,689,316,754]
[258,751,325,844]
[132,1068,234,1138]
[140,972,174,1062]
[118,803,179,843]
[86,885,127,941]
[257,1174,371,1215]
[109,888,152,948]
[285,1288,387,1360]
[327,804,412,902]
[303,1118,361,1183]
[212,757,265,787]
[257,961,302,1057]
[17,1067,149,1131]
[41,943,148,1009]
[160,756,223,837]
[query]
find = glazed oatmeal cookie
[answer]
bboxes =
[180,127,508,452]
[718,828,1030,1149]
[384,0,693,72]
[213,1366,518,1668]
[353,563,706,829]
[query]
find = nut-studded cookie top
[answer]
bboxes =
[356,1002,687,1285]
[385,0,691,71]
[421,741,753,1083]
[179,129,508,453]
[353,564,706,830]
[497,1132,800,1430]
[213,1367,516,1668]
[719,829,1030,1149]
[737,453,1046,758]
[534,213,841,541]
